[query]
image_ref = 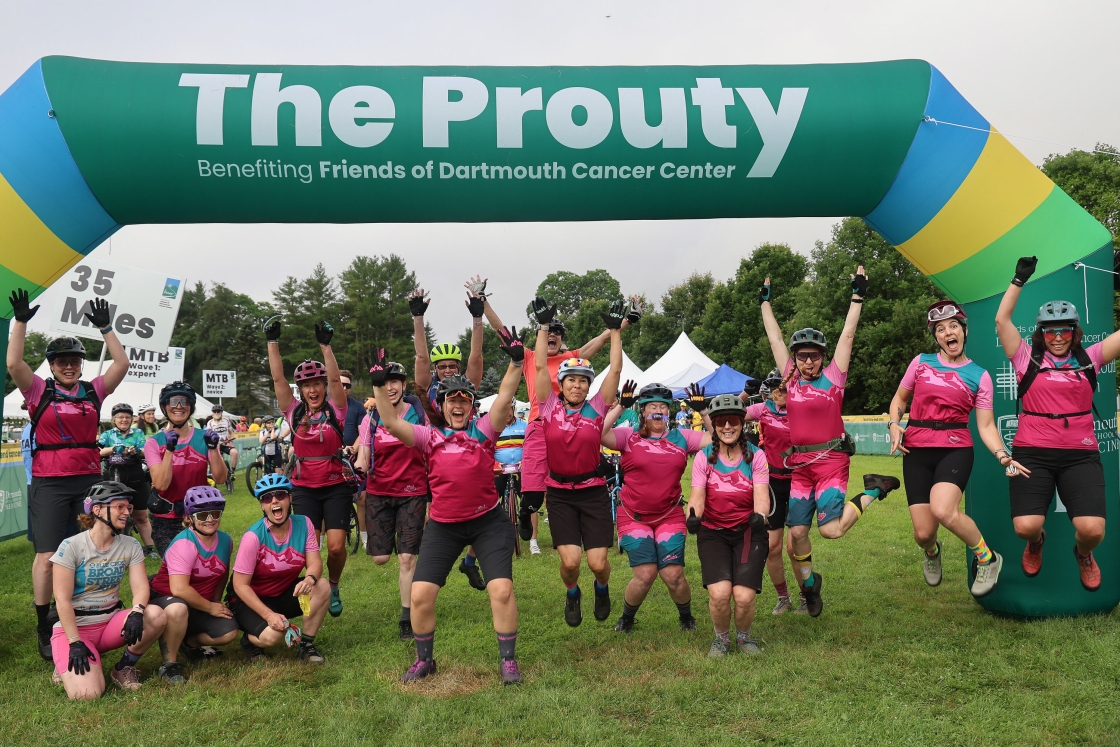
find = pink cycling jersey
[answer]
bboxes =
[900,353,993,448]
[233,516,318,598]
[150,528,232,600]
[359,404,428,496]
[410,414,500,523]
[540,391,608,490]
[1011,339,1104,450]
[284,399,348,488]
[783,358,847,451]
[613,426,704,516]
[143,428,210,518]
[22,375,108,476]
[691,445,769,530]
[746,401,791,478]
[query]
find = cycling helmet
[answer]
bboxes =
[759,368,783,396]
[557,358,595,383]
[45,336,86,362]
[430,343,462,364]
[548,320,567,338]
[254,472,293,498]
[436,374,477,404]
[927,300,968,331]
[384,361,408,381]
[184,485,226,516]
[137,403,156,415]
[211,404,223,412]
[789,328,827,351]
[82,480,134,513]
[111,403,134,417]
[635,383,674,409]
[707,394,747,420]
[1037,300,1079,326]
[294,360,327,383]
[159,381,197,409]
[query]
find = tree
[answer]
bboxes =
[4,331,52,395]
[337,254,418,382]
[630,276,713,369]
[1041,144,1120,248]
[530,269,622,323]
[477,367,503,398]
[271,264,343,371]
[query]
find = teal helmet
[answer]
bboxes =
[1037,300,1079,326]
[789,328,827,351]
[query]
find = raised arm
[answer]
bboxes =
[997,257,1039,358]
[579,295,641,359]
[94,301,131,392]
[370,351,415,447]
[5,290,35,392]
[491,326,526,432]
[410,289,432,390]
[760,278,789,372]
[599,328,623,408]
[600,404,623,450]
[832,266,866,374]
[265,316,293,412]
[315,322,347,410]
[465,293,485,387]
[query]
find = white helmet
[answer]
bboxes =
[137,403,156,415]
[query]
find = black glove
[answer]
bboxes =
[759,283,771,304]
[68,640,95,675]
[1013,256,1038,287]
[601,300,626,330]
[626,299,644,325]
[498,326,525,363]
[263,315,282,342]
[748,512,767,533]
[408,292,429,317]
[163,429,179,451]
[203,429,221,450]
[743,378,763,397]
[619,379,636,409]
[9,288,39,323]
[686,383,708,412]
[368,348,387,387]
[850,272,868,298]
[121,609,144,646]
[686,508,702,535]
[85,298,112,330]
[314,321,334,346]
[466,294,485,319]
[531,296,557,325]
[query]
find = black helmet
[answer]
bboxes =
[385,362,408,382]
[789,328,827,351]
[436,374,477,404]
[111,403,134,417]
[83,480,135,512]
[759,368,782,396]
[548,320,567,338]
[635,383,674,409]
[159,381,197,409]
[45,336,86,362]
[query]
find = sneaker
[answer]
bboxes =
[459,560,486,591]
[564,589,583,627]
[613,615,635,634]
[401,658,437,682]
[500,659,522,685]
[736,636,764,655]
[399,619,415,641]
[771,596,792,616]
[972,552,1003,597]
[240,635,265,663]
[329,587,343,617]
[1022,530,1045,577]
[707,637,730,658]
[593,585,611,621]
[110,665,142,691]
[298,642,325,664]
[198,646,223,659]
[679,615,697,632]
[518,511,534,541]
[179,643,205,663]
[794,595,809,615]
[923,540,943,587]
[530,541,542,556]
[1074,547,1101,592]
[157,661,187,684]
[800,573,823,617]
[37,627,53,662]
[862,473,901,500]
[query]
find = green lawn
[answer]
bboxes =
[1,455,1118,746]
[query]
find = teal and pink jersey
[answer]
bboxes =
[232,515,318,598]
[900,353,993,448]
[746,401,791,479]
[691,444,769,530]
[1010,339,1105,451]
[783,358,847,451]
[283,400,349,488]
[612,426,704,516]
[143,428,211,518]
[359,404,428,496]
[150,528,232,600]
[22,375,108,476]
[409,414,501,523]
[540,391,608,490]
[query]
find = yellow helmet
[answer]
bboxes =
[430,343,462,363]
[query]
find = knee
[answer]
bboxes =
[214,630,239,646]
[410,584,438,611]
[913,526,937,547]
[631,565,658,588]
[1076,520,1106,545]
[559,557,581,574]
[371,555,391,566]
[327,537,347,556]
[257,628,283,647]
[487,580,514,606]
[165,603,188,624]
[68,683,105,701]
[399,554,416,572]
[311,577,331,602]
[817,522,842,540]
[931,504,958,527]
[732,587,756,609]
[708,587,731,606]
[145,606,167,632]
[661,567,687,591]
[587,556,609,576]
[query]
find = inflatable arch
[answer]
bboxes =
[0,57,1114,617]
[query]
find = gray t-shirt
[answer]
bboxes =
[51,531,144,626]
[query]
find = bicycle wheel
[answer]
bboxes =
[507,485,522,558]
[348,502,362,556]
[245,461,263,494]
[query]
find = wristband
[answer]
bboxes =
[100,325,113,334]
[538,324,549,331]
[68,635,81,644]
[305,574,317,585]
[1011,278,1025,287]
[888,420,902,429]
[850,297,864,304]
[512,361,523,367]
[133,604,145,611]
[267,340,280,345]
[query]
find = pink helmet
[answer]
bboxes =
[294,360,327,383]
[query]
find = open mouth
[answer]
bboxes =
[269,503,286,521]
[943,334,960,351]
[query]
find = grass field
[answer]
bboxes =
[1,454,1118,746]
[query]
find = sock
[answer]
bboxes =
[594,580,608,594]
[926,543,942,558]
[848,493,874,516]
[359,531,367,545]
[497,630,517,660]
[329,580,339,589]
[35,603,51,631]
[116,647,141,670]
[773,582,789,598]
[300,633,316,646]
[675,600,693,620]
[400,606,411,622]
[715,629,730,643]
[736,629,752,643]
[463,554,477,567]
[969,537,993,563]
[864,487,881,500]
[566,582,580,597]
[622,600,640,621]
[793,552,813,587]
[415,631,434,661]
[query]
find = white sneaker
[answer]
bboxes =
[771,596,792,615]
[529,540,541,555]
[360,531,368,549]
[971,552,1002,597]
[923,540,943,587]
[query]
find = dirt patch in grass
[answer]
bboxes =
[395,663,494,698]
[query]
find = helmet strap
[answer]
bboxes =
[94,505,124,537]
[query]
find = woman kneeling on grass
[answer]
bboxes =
[228,473,331,664]
[372,330,525,685]
[601,381,710,634]
[51,481,168,699]
[148,485,239,683]
[685,395,770,657]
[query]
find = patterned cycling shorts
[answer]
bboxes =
[365,493,427,557]
[616,506,686,569]
[786,452,850,528]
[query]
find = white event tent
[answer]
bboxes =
[635,332,719,391]
[588,350,644,397]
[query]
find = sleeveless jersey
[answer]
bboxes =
[901,353,993,448]
[613,426,704,515]
[151,528,232,600]
[690,444,770,530]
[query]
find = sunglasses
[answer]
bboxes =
[53,359,83,370]
[446,391,474,402]
[258,491,291,504]
[928,303,964,323]
[713,415,743,429]
[341,382,352,389]
[1042,326,1075,340]
[795,351,823,363]
[191,509,223,522]
[167,396,191,408]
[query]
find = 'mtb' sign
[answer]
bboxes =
[202,369,236,399]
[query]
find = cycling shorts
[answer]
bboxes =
[50,608,131,675]
[616,506,686,568]
[696,524,768,591]
[29,474,100,554]
[150,595,239,640]
[902,447,973,505]
[365,493,427,557]
[1009,447,1106,519]
[230,578,306,638]
[786,453,850,528]
[546,484,614,550]
[292,483,353,531]
[413,506,515,587]
[768,477,791,529]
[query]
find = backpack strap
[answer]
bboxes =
[28,378,102,452]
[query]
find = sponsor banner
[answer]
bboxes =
[0,444,28,542]
[123,345,185,384]
[202,369,236,398]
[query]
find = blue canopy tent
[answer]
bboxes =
[672,364,753,398]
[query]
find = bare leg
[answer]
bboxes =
[707,581,732,631]
[132,509,155,548]
[731,586,757,633]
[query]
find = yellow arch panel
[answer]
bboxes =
[0,172,82,288]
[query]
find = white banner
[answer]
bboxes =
[49,259,185,350]
[202,369,237,398]
[122,346,185,384]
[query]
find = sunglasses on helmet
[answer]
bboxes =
[927,303,964,323]
[445,390,474,402]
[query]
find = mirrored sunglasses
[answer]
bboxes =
[795,351,823,362]
[1042,326,1075,339]
[191,509,223,522]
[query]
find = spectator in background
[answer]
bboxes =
[137,404,161,436]
[237,416,249,433]
[249,418,262,434]
[675,402,691,430]
[339,369,368,549]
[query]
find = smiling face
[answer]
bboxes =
[113,412,133,432]
[385,378,405,405]
[95,498,133,531]
[547,331,563,355]
[714,415,744,446]
[259,491,291,526]
[641,402,670,434]
[560,374,590,407]
[142,410,156,424]
[441,391,475,430]
[163,396,192,427]
[189,508,223,536]
[792,347,824,379]
[1041,323,1076,357]
[934,319,966,358]
[49,356,83,387]
[299,378,327,410]
[434,360,461,381]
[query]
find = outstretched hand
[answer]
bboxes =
[8,288,38,323]
[759,276,771,304]
[369,348,387,387]
[314,321,334,346]
[497,326,525,363]
[408,289,430,317]
[531,296,557,325]
[686,383,708,412]
[619,379,636,409]
[263,315,282,341]
[600,300,626,330]
[850,266,868,298]
[465,293,486,319]
[85,298,112,330]
[626,296,644,324]
[464,275,488,299]
[1013,256,1038,287]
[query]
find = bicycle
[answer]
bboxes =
[498,462,522,558]
[604,452,623,553]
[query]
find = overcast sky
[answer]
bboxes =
[4,0,1119,344]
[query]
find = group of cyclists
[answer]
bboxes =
[6,252,1117,694]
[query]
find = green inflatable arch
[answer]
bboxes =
[0,57,1113,617]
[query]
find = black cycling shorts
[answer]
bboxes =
[219,443,235,455]
[413,506,515,588]
[29,474,100,554]
[696,524,769,591]
[769,478,791,529]
[292,483,353,531]
[1009,446,1106,519]
[263,452,283,472]
[150,595,239,640]
[229,579,306,638]
[365,493,427,557]
[546,484,614,550]
[902,447,974,505]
